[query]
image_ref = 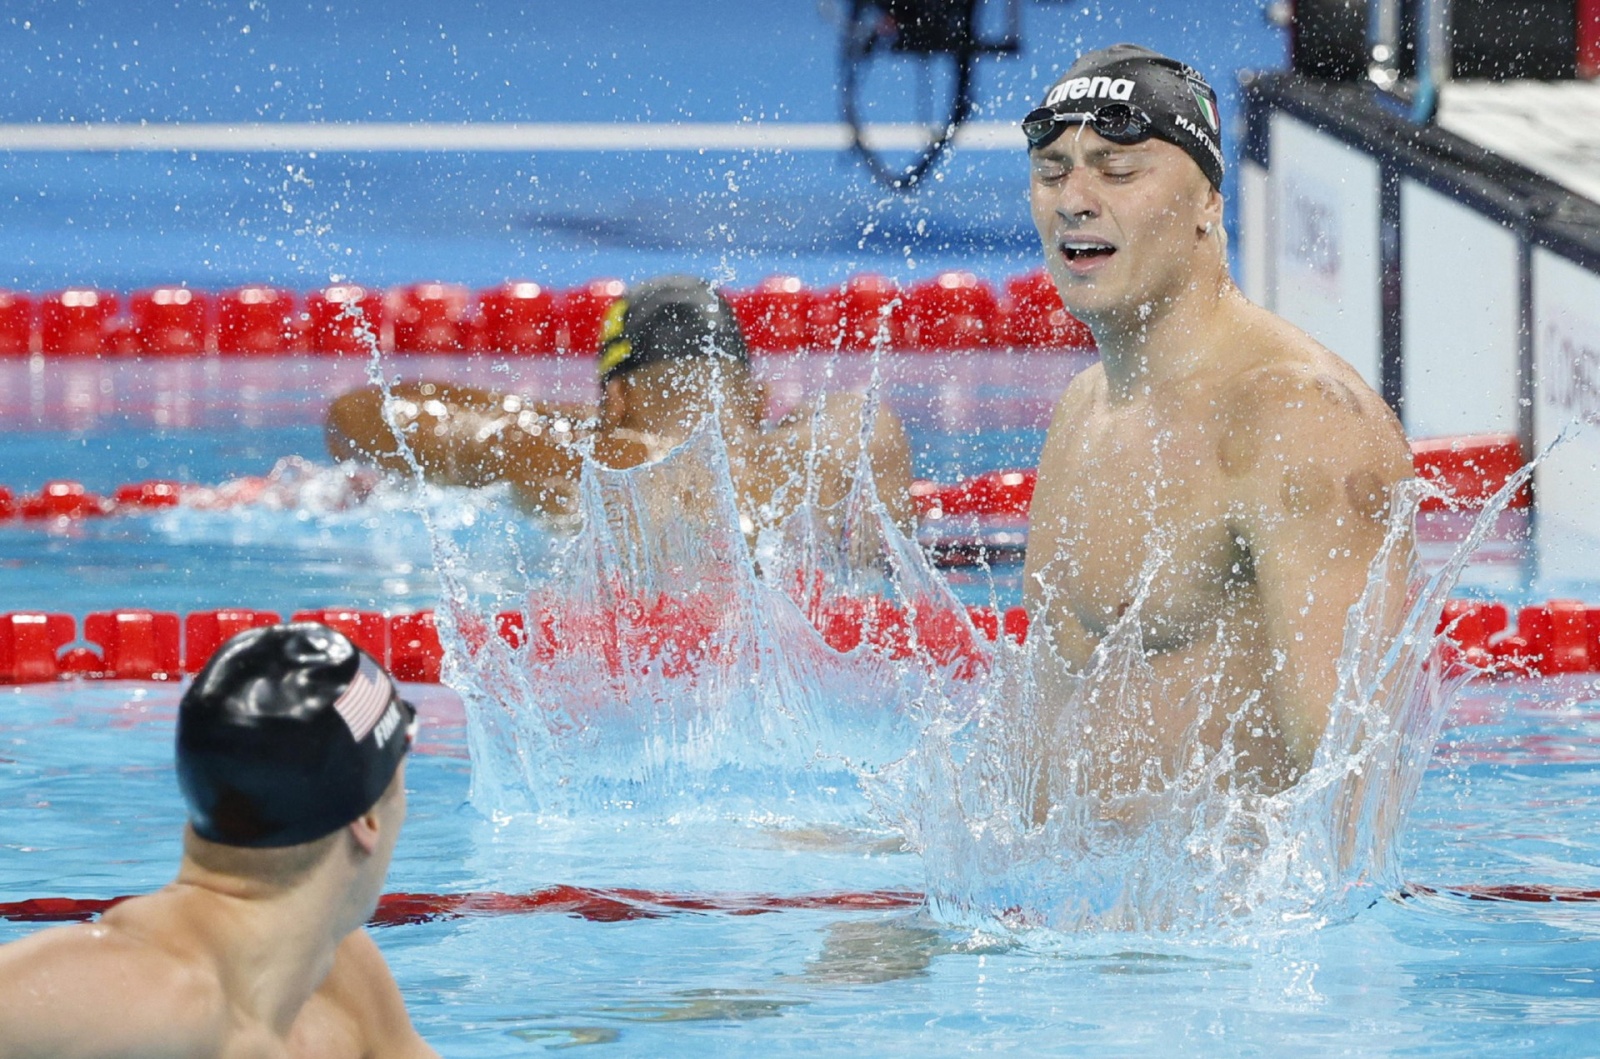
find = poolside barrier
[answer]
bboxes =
[0,271,1099,357]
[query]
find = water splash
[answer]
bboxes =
[445,420,970,823]
[865,465,1537,938]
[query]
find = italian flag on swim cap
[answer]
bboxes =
[1192,85,1220,132]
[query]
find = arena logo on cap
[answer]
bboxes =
[1045,76,1135,107]
[332,654,396,742]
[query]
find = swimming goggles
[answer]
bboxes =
[1021,102,1155,150]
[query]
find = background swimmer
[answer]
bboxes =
[1019,45,1414,801]
[0,623,437,1058]
[325,274,915,534]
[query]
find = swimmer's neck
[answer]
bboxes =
[1091,279,1247,404]
[162,856,363,1033]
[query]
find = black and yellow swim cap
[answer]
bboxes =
[177,622,416,849]
[598,275,749,383]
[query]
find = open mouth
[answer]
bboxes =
[1059,239,1117,263]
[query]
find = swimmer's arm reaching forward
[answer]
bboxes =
[1226,365,1413,780]
[325,382,591,516]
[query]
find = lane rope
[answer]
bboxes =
[5,883,1595,929]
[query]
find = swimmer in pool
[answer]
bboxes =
[1020,45,1413,800]
[0,623,437,1058]
[324,274,915,533]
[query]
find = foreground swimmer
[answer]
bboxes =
[1020,45,1413,798]
[0,623,437,1058]
[325,274,915,532]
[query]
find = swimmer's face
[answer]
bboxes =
[1028,125,1220,322]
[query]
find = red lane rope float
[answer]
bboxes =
[1404,884,1600,904]
[2,597,1595,686]
[0,435,1529,544]
[907,434,1533,525]
[0,887,927,928]
[0,601,1030,686]
[0,272,1098,358]
[10,882,1600,929]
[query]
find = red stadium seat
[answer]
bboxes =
[729,275,816,353]
[1000,271,1095,350]
[39,289,118,356]
[308,285,387,356]
[390,282,469,354]
[130,287,211,356]
[903,271,999,351]
[811,273,902,352]
[478,281,558,355]
[217,286,300,355]
[0,291,35,355]
[558,278,626,355]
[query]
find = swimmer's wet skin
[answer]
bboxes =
[1019,45,1414,804]
[0,623,439,1058]
[324,274,914,532]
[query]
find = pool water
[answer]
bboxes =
[4,356,1600,1055]
[5,674,1600,1055]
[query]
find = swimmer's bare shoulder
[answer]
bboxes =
[1215,312,1413,767]
[1214,312,1411,499]
[290,930,439,1058]
[0,917,225,1058]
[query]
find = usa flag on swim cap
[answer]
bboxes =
[333,654,394,742]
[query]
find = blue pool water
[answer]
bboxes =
[3,356,1600,1055]
[5,670,1600,1055]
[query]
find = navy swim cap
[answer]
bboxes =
[1025,44,1225,190]
[177,622,416,849]
[598,275,749,383]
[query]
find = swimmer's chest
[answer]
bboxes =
[1037,399,1249,648]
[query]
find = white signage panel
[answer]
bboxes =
[1268,113,1383,391]
[1238,159,1271,307]
[1400,180,1521,439]
[1532,247,1600,585]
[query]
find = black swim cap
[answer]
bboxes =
[598,275,750,383]
[177,622,416,849]
[1025,44,1224,190]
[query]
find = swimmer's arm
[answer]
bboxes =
[802,392,916,530]
[0,924,218,1058]
[324,383,590,511]
[1233,374,1413,776]
[316,929,440,1058]
[863,399,915,530]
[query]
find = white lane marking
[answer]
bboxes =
[0,121,1022,153]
